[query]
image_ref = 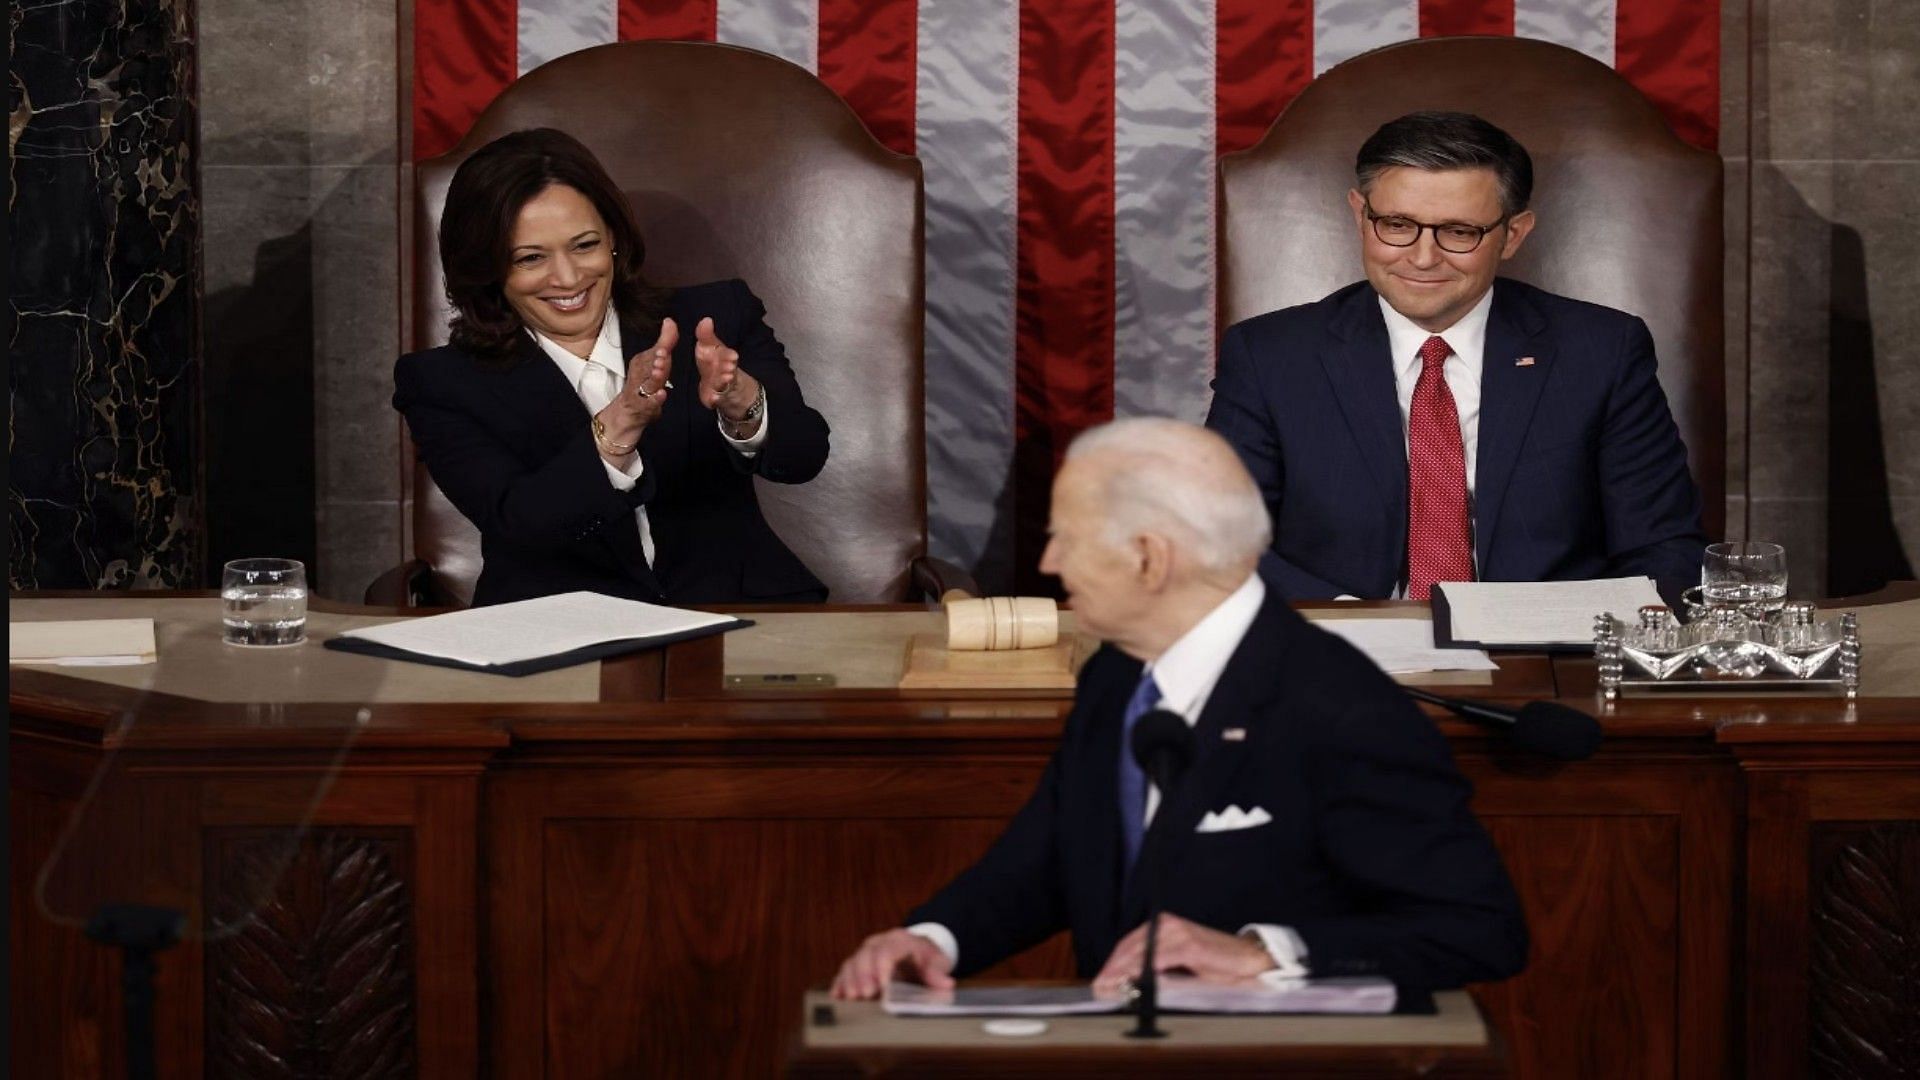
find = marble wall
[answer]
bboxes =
[10,0,203,589]
[198,0,402,600]
[1744,0,1920,597]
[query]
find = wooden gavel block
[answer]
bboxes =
[944,595,1060,651]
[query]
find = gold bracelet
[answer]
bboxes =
[592,415,636,455]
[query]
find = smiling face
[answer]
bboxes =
[502,182,614,354]
[1348,165,1534,333]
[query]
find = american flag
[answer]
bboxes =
[414,0,1719,589]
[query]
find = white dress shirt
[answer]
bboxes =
[910,573,1309,980]
[1377,288,1491,596]
[529,315,768,566]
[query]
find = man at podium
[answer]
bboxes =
[831,419,1526,1000]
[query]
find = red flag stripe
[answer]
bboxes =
[618,0,717,42]
[818,0,918,155]
[1014,0,1116,584]
[1615,0,1720,149]
[1420,0,1514,38]
[413,0,518,161]
[1216,0,1315,156]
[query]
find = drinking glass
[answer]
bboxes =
[222,558,308,646]
[1701,542,1788,612]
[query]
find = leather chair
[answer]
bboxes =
[370,41,971,606]
[1218,36,1724,537]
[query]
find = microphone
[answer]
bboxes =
[1126,709,1194,1040]
[1403,688,1603,761]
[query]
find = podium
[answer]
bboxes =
[787,990,1506,1077]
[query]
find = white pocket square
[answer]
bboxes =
[1195,804,1272,833]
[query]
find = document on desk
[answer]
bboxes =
[9,618,157,666]
[326,591,750,676]
[1314,618,1498,675]
[1432,577,1665,649]
[883,976,1396,1017]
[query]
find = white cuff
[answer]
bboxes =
[601,452,644,490]
[905,922,959,968]
[718,393,770,456]
[1239,923,1310,981]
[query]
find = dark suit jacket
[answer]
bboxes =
[907,590,1528,993]
[393,279,830,606]
[1207,279,1705,604]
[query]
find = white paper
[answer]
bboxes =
[334,591,739,667]
[9,619,157,665]
[1313,618,1498,673]
[1437,577,1664,646]
[882,975,1396,1017]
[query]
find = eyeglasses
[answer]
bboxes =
[1363,199,1509,254]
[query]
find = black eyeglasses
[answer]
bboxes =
[1363,199,1509,254]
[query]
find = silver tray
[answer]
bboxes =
[1593,606,1860,700]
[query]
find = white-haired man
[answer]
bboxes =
[831,418,1526,1003]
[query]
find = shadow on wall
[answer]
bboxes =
[1827,221,1914,595]
[202,223,318,585]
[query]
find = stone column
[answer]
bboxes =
[10,0,203,588]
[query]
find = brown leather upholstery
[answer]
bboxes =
[1219,36,1724,537]
[398,41,928,604]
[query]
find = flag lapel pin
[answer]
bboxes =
[1515,356,1536,367]
[1221,727,1247,742]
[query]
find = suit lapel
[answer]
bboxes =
[1322,288,1409,592]
[1071,650,1141,949]
[1473,281,1555,574]
[1118,602,1284,927]
[488,332,595,458]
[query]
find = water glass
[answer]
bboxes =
[222,558,308,647]
[1701,541,1788,611]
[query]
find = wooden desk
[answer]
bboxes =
[12,593,1920,1078]
[787,990,1504,1078]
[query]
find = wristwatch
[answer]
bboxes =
[727,383,767,436]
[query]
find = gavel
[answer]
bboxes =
[941,590,1060,651]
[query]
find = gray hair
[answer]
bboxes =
[1355,111,1534,218]
[1064,417,1272,576]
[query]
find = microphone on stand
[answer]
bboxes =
[1402,688,1603,761]
[1126,709,1195,1040]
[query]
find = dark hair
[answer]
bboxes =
[439,128,671,361]
[1355,112,1533,218]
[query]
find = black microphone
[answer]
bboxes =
[1126,709,1194,1040]
[1403,688,1603,761]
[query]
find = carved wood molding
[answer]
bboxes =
[1810,823,1920,1078]
[205,828,416,1078]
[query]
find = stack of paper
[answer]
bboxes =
[883,975,1396,1017]
[1314,618,1498,674]
[1433,577,1664,648]
[327,591,748,676]
[10,619,157,666]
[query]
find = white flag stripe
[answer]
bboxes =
[518,0,617,76]
[1314,0,1419,75]
[1514,0,1617,65]
[716,0,819,72]
[917,0,1021,578]
[1113,0,1217,423]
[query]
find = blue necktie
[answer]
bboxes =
[1117,671,1163,872]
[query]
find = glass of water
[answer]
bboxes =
[222,558,308,647]
[1701,541,1788,612]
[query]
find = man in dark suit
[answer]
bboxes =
[1206,112,1704,604]
[831,419,1526,1000]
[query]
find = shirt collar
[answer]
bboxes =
[1378,285,1493,384]
[528,314,624,389]
[1145,572,1266,726]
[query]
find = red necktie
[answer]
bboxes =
[1406,335,1473,600]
